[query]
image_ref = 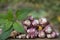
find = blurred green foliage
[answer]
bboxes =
[0,0,60,40]
[16,8,33,20]
[13,22,26,33]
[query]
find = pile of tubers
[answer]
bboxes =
[10,16,59,39]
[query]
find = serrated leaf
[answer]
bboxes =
[0,27,13,40]
[16,8,32,20]
[13,22,26,33]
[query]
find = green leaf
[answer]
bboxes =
[16,8,32,20]
[7,9,14,21]
[28,10,48,18]
[0,19,13,32]
[0,27,13,40]
[3,20,13,32]
[13,22,26,33]
[0,19,13,40]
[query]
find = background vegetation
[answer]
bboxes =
[0,0,60,40]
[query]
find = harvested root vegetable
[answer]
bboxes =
[16,34,26,39]
[39,18,47,25]
[55,31,59,37]
[47,34,52,38]
[44,25,52,33]
[47,32,56,38]
[27,28,37,38]
[23,20,31,26]
[51,32,56,38]
[26,34,30,39]
[32,20,39,26]
[10,30,19,38]
[28,16,34,21]
[38,31,45,38]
